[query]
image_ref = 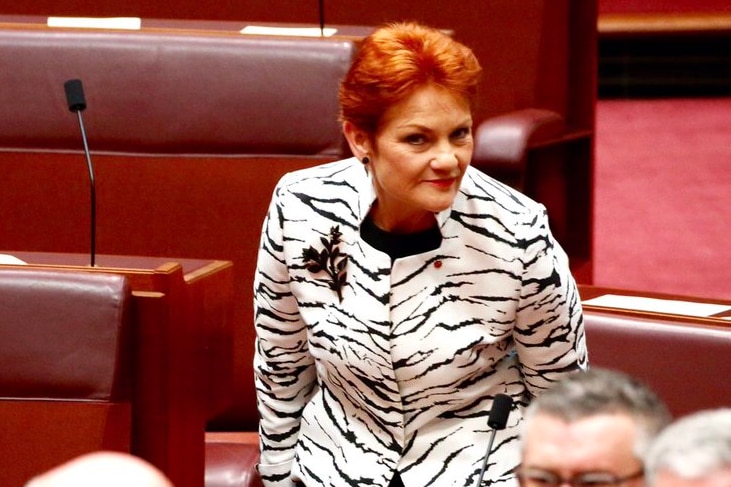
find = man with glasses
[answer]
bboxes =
[517,368,671,487]
[645,408,731,487]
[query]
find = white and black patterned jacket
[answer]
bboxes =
[254,157,588,487]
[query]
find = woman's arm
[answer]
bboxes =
[512,206,589,398]
[254,183,317,487]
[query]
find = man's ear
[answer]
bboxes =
[343,121,372,160]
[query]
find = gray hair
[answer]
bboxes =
[645,408,731,485]
[523,367,672,459]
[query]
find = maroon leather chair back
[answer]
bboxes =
[584,311,731,417]
[0,27,353,157]
[0,267,133,486]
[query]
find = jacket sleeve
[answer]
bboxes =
[512,205,588,398]
[253,181,317,487]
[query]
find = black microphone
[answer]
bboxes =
[318,0,325,37]
[476,393,513,486]
[64,79,96,267]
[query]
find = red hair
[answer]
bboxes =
[339,21,482,134]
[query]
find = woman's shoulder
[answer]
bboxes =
[277,157,364,189]
[461,166,544,214]
[454,167,553,245]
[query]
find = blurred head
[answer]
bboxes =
[519,368,672,487]
[645,408,731,487]
[339,22,482,232]
[25,451,174,487]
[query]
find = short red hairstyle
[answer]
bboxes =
[339,21,482,134]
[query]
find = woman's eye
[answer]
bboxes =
[452,127,471,139]
[405,134,427,145]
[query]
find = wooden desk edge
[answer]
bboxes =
[599,12,731,35]
[579,284,731,327]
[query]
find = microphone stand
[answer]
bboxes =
[476,428,500,486]
[476,394,513,486]
[64,78,96,267]
[75,109,96,267]
[318,0,325,37]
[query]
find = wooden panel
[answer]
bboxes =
[0,256,234,487]
[1,151,327,431]
[0,401,131,487]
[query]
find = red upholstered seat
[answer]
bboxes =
[205,433,261,487]
[0,267,133,486]
[584,310,731,417]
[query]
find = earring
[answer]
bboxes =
[361,156,370,164]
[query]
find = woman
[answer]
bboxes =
[254,21,587,487]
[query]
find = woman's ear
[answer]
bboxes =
[343,121,372,160]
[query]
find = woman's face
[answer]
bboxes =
[358,84,473,233]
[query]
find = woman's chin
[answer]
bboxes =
[424,194,458,213]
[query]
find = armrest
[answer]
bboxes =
[472,108,566,172]
[205,432,261,487]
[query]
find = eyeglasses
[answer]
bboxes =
[516,467,645,487]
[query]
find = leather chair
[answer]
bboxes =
[0,267,133,487]
[472,108,566,193]
[584,310,731,417]
[206,432,261,487]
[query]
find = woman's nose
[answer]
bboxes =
[430,149,460,171]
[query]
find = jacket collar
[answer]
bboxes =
[352,156,454,231]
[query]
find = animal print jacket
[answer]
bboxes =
[254,157,588,487]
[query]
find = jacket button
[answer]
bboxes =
[434,260,442,269]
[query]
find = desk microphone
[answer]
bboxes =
[476,393,513,486]
[64,78,96,267]
[318,0,325,36]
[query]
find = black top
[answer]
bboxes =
[360,215,442,260]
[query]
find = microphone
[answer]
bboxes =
[476,393,513,486]
[64,79,96,267]
[318,0,325,37]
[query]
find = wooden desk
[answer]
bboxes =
[0,15,374,41]
[0,251,234,487]
[579,284,731,325]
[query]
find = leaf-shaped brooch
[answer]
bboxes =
[301,226,348,302]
